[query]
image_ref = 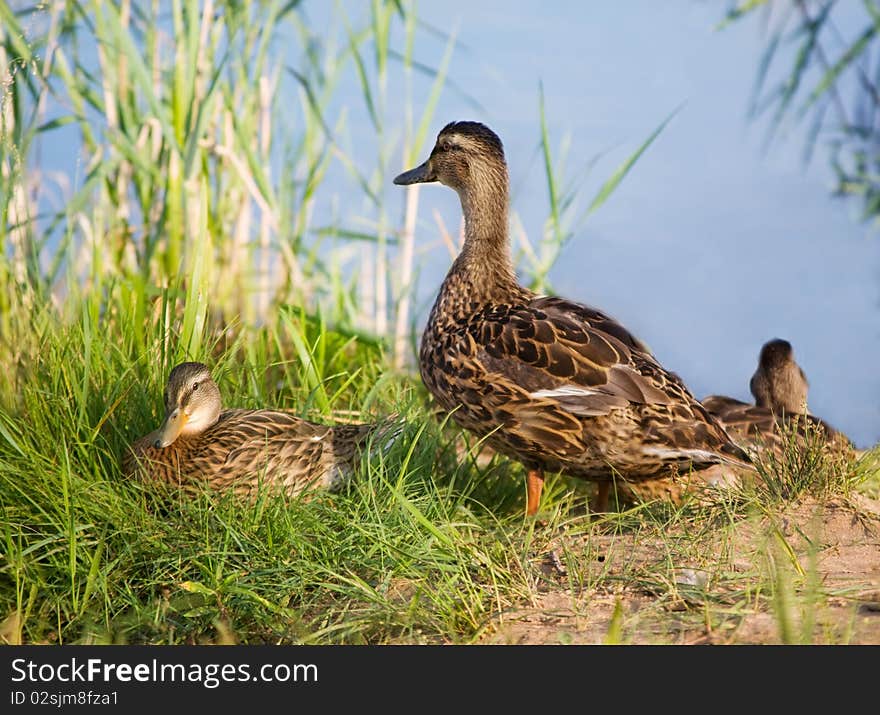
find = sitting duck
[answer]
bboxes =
[702,339,853,456]
[123,362,396,496]
[394,120,753,514]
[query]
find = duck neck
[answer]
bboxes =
[450,166,519,300]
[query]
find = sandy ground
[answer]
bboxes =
[484,494,880,644]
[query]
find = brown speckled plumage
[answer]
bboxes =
[702,339,853,457]
[701,396,852,456]
[394,121,753,512]
[122,362,394,497]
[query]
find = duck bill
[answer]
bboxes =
[393,160,435,185]
[153,408,188,449]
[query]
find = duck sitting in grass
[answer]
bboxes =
[123,361,397,497]
[394,120,754,515]
[702,339,854,457]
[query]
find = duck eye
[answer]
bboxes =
[192,382,199,392]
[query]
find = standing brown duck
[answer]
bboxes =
[702,339,853,456]
[123,362,397,497]
[394,121,753,515]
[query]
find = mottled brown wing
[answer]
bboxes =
[454,297,753,470]
[211,410,329,479]
[703,395,852,455]
[205,411,377,491]
[475,297,677,415]
[530,295,652,354]
[702,396,778,438]
[122,409,382,494]
[702,395,749,412]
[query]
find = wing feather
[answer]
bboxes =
[475,297,679,418]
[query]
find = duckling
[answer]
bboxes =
[750,338,808,414]
[123,362,397,496]
[394,121,753,515]
[702,339,852,456]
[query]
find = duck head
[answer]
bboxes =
[757,338,795,369]
[394,121,507,198]
[153,362,222,448]
[749,338,809,414]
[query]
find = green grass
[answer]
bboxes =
[1,286,878,645]
[0,287,550,645]
[747,417,866,503]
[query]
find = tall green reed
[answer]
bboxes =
[0,0,455,376]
